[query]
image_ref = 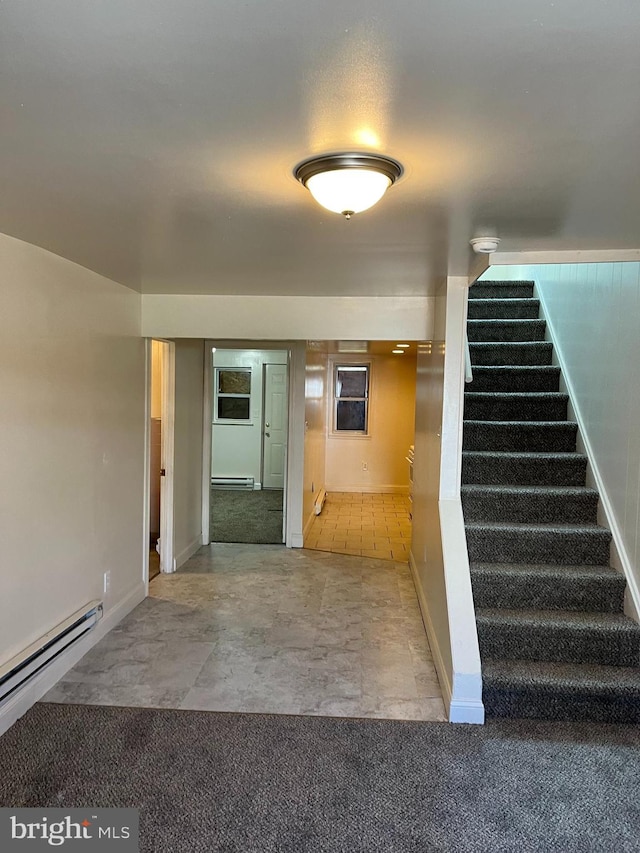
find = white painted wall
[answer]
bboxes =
[211,349,287,487]
[409,277,484,724]
[0,233,145,729]
[303,344,328,536]
[325,353,416,493]
[142,295,434,341]
[485,261,640,615]
[173,340,205,569]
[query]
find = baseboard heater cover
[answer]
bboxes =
[211,477,255,490]
[0,600,103,705]
[314,488,327,516]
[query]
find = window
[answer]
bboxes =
[215,368,252,422]
[333,364,370,434]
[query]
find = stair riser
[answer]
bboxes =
[469,342,553,366]
[477,621,640,667]
[462,490,599,524]
[462,422,578,453]
[462,455,587,486]
[471,572,625,612]
[466,527,611,565]
[482,687,640,723]
[464,394,568,422]
[469,282,534,299]
[467,299,540,320]
[468,367,560,392]
[467,320,547,343]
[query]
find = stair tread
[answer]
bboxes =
[463,485,598,496]
[477,608,640,633]
[464,419,578,427]
[483,658,640,692]
[470,562,620,577]
[464,450,586,460]
[465,391,568,398]
[466,521,608,533]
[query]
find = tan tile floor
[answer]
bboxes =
[305,492,412,561]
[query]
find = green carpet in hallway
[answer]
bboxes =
[210,488,283,544]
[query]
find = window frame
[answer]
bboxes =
[213,367,253,425]
[331,362,371,436]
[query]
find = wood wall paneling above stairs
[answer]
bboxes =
[463,280,640,723]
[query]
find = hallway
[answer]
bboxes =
[43,544,446,721]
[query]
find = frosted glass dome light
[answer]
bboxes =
[295,153,403,219]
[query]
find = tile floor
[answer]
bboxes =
[304,492,412,561]
[44,543,445,722]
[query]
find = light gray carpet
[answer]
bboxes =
[210,488,283,544]
[2,703,640,852]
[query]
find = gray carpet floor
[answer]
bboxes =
[2,702,640,852]
[210,488,283,544]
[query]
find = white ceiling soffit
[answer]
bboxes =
[1,1,640,296]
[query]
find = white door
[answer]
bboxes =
[262,363,288,490]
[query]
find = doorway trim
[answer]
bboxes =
[201,340,305,548]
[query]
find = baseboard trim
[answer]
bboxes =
[175,534,203,571]
[290,533,304,548]
[409,552,453,714]
[325,484,409,495]
[0,582,146,737]
[536,285,640,623]
[449,698,486,724]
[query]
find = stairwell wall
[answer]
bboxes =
[410,276,484,723]
[485,262,640,616]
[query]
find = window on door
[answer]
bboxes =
[333,364,370,434]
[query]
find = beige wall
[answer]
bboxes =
[173,340,205,568]
[0,232,145,667]
[303,344,328,532]
[325,353,416,493]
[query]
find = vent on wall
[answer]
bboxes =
[0,601,103,705]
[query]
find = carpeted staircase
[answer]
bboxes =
[463,280,640,722]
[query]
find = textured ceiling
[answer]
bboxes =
[1,0,639,295]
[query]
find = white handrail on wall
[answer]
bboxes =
[464,332,473,383]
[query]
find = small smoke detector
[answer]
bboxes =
[470,236,500,254]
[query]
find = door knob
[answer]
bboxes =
[265,432,270,437]
[265,422,270,428]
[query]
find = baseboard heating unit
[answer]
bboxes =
[211,477,255,490]
[0,600,103,704]
[314,488,327,516]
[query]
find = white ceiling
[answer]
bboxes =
[2,1,639,296]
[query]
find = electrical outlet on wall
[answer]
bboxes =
[362,461,368,471]
[103,570,111,596]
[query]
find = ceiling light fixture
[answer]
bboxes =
[294,153,403,219]
[392,349,404,354]
[396,343,410,348]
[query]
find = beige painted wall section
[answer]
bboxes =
[173,340,205,568]
[0,232,145,667]
[325,354,416,493]
[150,340,163,418]
[303,345,328,532]
[142,295,434,341]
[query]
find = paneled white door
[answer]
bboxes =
[262,363,288,489]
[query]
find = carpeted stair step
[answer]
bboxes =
[469,281,535,299]
[462,421,578,452]
[461,485,599,524]
[465,521,611,565]
[462,451,587,486]
[470,563,626,612]
[468,366,561,392]
[467,298,540,320]
[464,391,568,421]
[467,319,547,343]
[469,341,553,366]
[476,609,640,667]
[481,659,640,723]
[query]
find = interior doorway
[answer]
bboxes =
[147,339,176,579]
[206,347,289,545]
